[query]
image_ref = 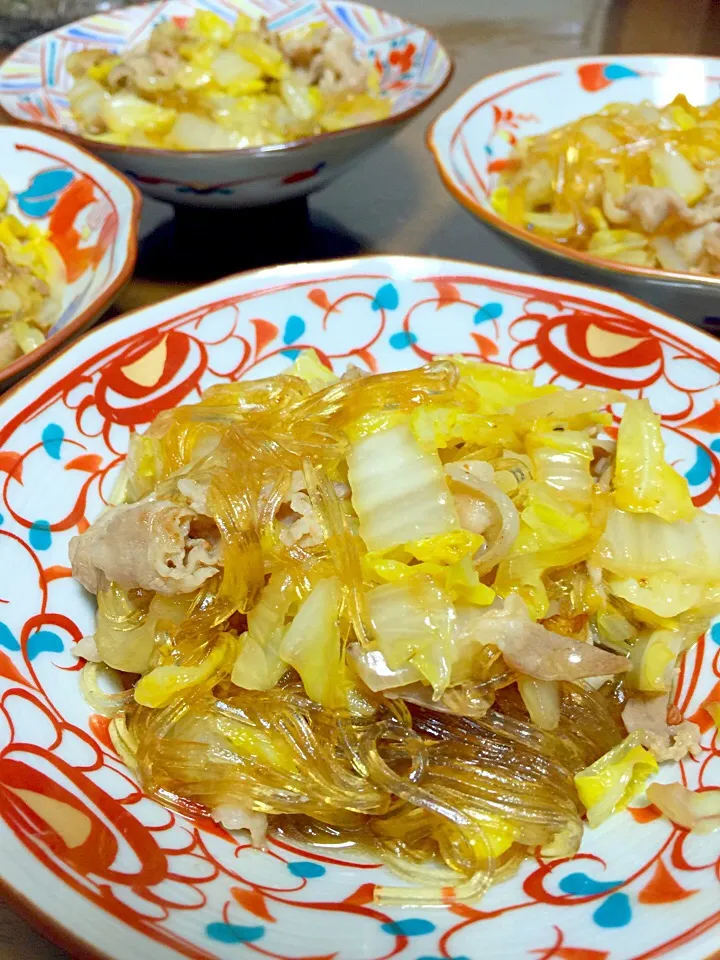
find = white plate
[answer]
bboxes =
[0,256,718,959]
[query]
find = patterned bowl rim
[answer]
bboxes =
[427,53,720,292]
[1,251,719,960]
[0,123,142,387]
[0,0,455,162]
[3,252,720,412]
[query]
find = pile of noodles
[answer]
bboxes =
[110,679,623,903]
[74,356,720,903]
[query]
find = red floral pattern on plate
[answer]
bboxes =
[0,260,718,959]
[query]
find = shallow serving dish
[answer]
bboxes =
[0,124,139,389]
[0,0,452,209]
[428,55,720,327]
[0,254,718,960]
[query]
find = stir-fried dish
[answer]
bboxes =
[492,94,720,276]
[70,353,720,903]
[0,180,65,371]
[67,11,390,151]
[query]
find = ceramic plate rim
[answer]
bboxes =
[1,253,719,960]
[0,124,142,387]
[3,254,720,413]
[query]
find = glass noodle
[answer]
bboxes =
[69,353,720,904]
[492,94,720,276]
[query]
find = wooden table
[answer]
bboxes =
[2,0,720,955]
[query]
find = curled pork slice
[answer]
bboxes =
[72,635,102,662]
[385,682,493,718]
[454,493,493,535]
[499,620,630,681]
[310,33,368,95]
[703,223,720,265]
[620,186,691,232]
[351,595,628,697]
[107,50,181,94]
[459,597,630,682]
[70,498,221,595]
[148,19,184,56]
[177,477,210,514]
[602,189,631,224]
[280,24,331,67]
[276,470,325,548]
[692,192,720,226]
[620,184,720,234]
[622,693,701,763]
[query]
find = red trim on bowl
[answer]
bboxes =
[427,54,720,291]
[0,127,142,389]
[1,253,720,960]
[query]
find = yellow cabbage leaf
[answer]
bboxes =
[410,405,517,452]
[406,530,485,565]
[452,356,557,414]
[189,10,234,45]
[575,732,659,827]
[527,430,594,505]
[495,483,595,619]
[101,93,177,135]
[367,576,456,698]
[362,551,495,607]
[649,147,706,204]
[628,628,683,693]
[646,781,720,834]
[614,399,695,523]
[608,572,702,620]
[288,348,338,391]
[134,633,233,708]
[344,410,407,442]
[595,508,720,582]
[215,714,297,774]
[232,572,294,690]
[279,577,347,709]
[347,423,459,553]
[467,818,518,859]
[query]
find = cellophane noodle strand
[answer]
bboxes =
[119,669,622,902]
[86,358,708,905]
